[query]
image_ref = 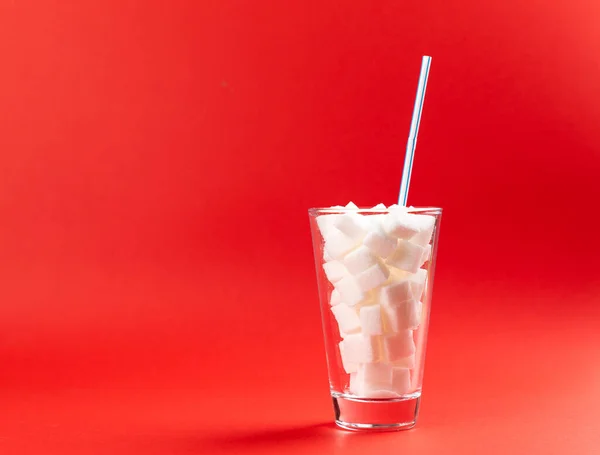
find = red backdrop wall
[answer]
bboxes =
[0,1,599,453]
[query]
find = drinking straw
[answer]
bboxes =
[398,56,432,206]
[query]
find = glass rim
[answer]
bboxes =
[308,206,442,216]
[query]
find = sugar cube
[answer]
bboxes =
[323,260,348,283]
[419,244,432,266]
[339,333,381,364]
[335,275,366,307]
[356,262,390,292]
[380,278,414,306]
[343,246,377,275]
[331,304,361,334]
[330,289,341,307]
[386,240,426,273]
[409,215,436,247]
[349,372,358,392]
[383,210,421,239]
[383,331,416,362]
[333,213,368,242]
[411,268,428,301]
[349,363,394,397]
[316,214,338,238]
[391,367,411,395]
[324,227,359,260]
[367,213,387,230]
[359,304,383,335]
[339,342,358,374]
[389,266,410,281]
[382,299,422,331]
[391,354,416,369]
[363,230,397,259]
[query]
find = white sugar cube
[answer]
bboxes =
[339,333,381,364]
[324,227,359,260]
[335,275,366,307]
[316,214,339,238]
[367,214,387,229]
[380,278,414,306]
[382,299,422,331]
[414,267,428,282]
[333,213,368,242]
[409,215,436,247]
[389,266,410,281]
[419,244,432,266]
[383,210,421,239]
[343,246,377,275]
[412,268,428,301]
[323,260,348,283]
[359,362,392,384]
[330,289,342,306]
[359,304,383,335]
[386,240,426,273]
[331,304,361,334]
[383,331,415,362]
[391,354,416,369]
[363,230,397,259]
[339,342,358,374]
[391,367,411,395]
[356,262,390,292]
[349,372,358,392]
[382,271,426,302]
[349,363,394,397]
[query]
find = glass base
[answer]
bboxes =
[332,392,421,431]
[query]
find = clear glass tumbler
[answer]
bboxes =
[309,206,442,431]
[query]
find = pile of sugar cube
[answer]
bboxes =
[317,202,435,398]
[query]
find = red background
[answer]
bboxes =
[1,0,599,453]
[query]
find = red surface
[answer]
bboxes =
[1,1,600,454]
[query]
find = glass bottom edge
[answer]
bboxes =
[332,392,421,431]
